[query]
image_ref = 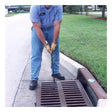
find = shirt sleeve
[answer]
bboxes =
[55,5,63,21]
[30,5,40,23]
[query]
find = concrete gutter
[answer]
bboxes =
[60,52,107,107]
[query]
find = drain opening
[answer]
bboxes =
[36,80,93,107]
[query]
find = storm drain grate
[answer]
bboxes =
[36,80,93,107]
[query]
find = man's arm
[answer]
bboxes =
[53,21,62,44]
[32,22,46,45]
[50,5,63,53]
[50,20,62,53]
[32,22,51,53]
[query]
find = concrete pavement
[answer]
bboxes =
[81,11,107,15]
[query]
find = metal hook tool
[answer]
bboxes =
[51,54,55,83]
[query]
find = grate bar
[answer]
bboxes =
[41,97,59,100]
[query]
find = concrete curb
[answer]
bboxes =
[60,52,107,107]
[60,53,85,79]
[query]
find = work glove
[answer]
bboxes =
[44,43,52,54]
[51,42,56,54]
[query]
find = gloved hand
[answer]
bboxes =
[51,42,56,53]
[44,43,52,54]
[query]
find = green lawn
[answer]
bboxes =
[5,13,19,17]
[60,14,107,89]
[5,12,29,17]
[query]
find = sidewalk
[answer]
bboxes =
[13,49,75,107]
[5,13,32,106]
[81,11,107,15]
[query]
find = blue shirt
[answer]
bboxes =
[30,5,63,28]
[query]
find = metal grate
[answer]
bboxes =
[36,80,93,107]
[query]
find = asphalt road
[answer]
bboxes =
[5,13,32,106]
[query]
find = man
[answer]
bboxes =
[29,5,65,90]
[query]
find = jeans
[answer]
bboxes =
[31,26,60,80]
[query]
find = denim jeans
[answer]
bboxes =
[31,26,60,80]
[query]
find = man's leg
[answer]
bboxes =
[30,27,44,90]
[47,27,65,80]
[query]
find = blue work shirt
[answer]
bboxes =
[30,5,63,28]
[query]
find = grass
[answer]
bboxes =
[64,12,107,18]
[60,14,107,89]
[5,12,29,17]
[5,13,19,17]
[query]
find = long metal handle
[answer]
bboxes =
[51,54,55,83]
